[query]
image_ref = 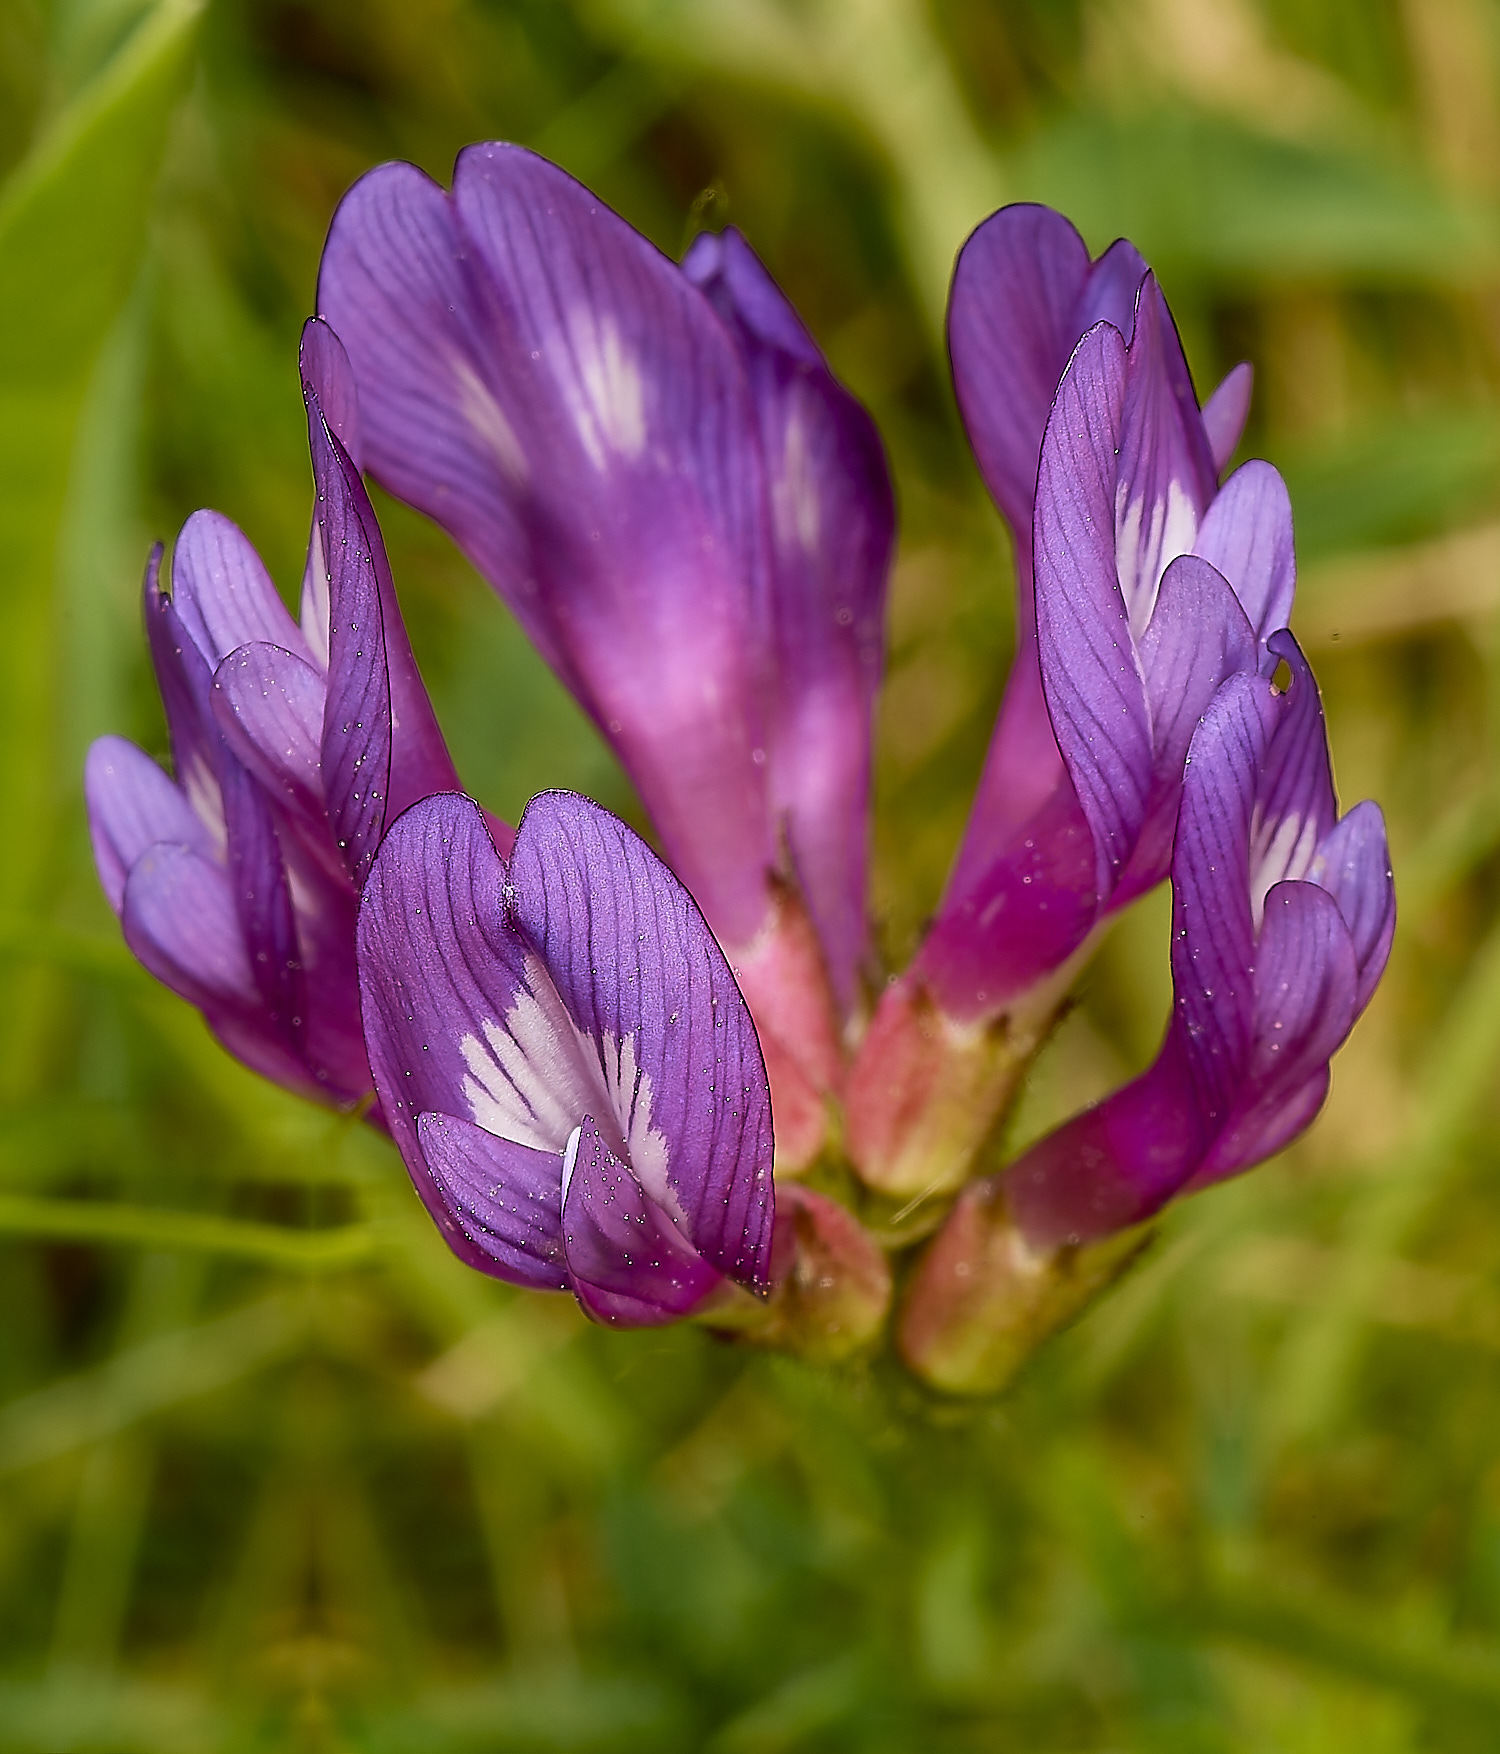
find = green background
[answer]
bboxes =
[1,0,1498,1745]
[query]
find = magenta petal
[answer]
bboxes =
[507,791,775,1292]
[562,1116,720,1326]
[1309,799,1395,1008]
[171,509,310,668]
[417,1110,567,1289]
[1202,362,1253,473]
[143,550,221,827]
[1192,460,1296,656]
[684,226,893,1009]
[211,642,326,827]
[84,735,213,913]
[1256,634,1337,851]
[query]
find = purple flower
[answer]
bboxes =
[355,788,775,1324]
[921,257,1290,1019]
[84,320,471,1109]
[942,204,1251,883]
[316,145,894,1164]
[1003,633,1394,1249]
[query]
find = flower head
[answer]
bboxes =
[85,320,471,1108]
[356,789,775,1323]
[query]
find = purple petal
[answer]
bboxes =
[1309,799,1395,1009]
[948,203,1094,538]
[305,386,392,885]
[121,842,259,1014]
[171,509,310,669]
[506,790,775,1291]
[1251,635,1338,914]
[1195,879,1357,1183]
[561,1116,721,1326]
[1169,674,1272,1115]
[684,226,893,1009]
[318,147,775,948]
[298,319,365,663]
[416,1110,567,1289]
[1033,321,1151,894]
[211,642,326,829]
[84,735,213,913]
[143,549,221,830]
[1120,553,1257,901]
[1202,362,1253,474]
[218,757,304,1050]
[1192,460,1295,656]
[357,792,539,1157]
[1113,276,1218,628]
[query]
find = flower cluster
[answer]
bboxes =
[87,149,1393,1384]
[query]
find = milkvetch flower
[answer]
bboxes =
[900,635,1394,1391]
[355,788,775,1324]
[316,144,894,1166]
[85,320,470,1109]
[848,211,1289,1198]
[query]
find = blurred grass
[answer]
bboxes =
[3,0,1500,1746]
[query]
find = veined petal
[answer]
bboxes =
[357,792,546,1154]
[1113,276,1218,631]
[1309,799,1395,1007]
[1250,634,1338,925]
[506,791,775,1292]
[302,320,460,828]
[211,642,326,828]
[417,1110,567,1289]
[143,548,221,832]
[171,508,310,669]
[319,148,776,947]
[1034,320,1151,894]
[562,1116,721,1326]
[1169,673,1270,1115]
[307,385,391,889]
[1202,361,1253,473]
[84,735,213,913]
[1121,553,1257,900]
[219,756,304,1051]
[684,226,893,1011]
[1192,459,1295,657]
[1194,879,1357,1183]
[948,206,1147,541]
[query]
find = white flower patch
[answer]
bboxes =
[565,308,646,470]
[452,355,528,485]
[1116,475,1199,638]
[772,398,821,557]
[1248,805,1321,930]
[460,954,674,1213]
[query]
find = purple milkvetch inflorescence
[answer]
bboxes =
[316,144,894,1168]
[355,788,776,1325]
[84,157,1391,1378]
[84,320,470,1110]
[847,207,1293,1198]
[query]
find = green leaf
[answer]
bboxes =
[0,0,203,913]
